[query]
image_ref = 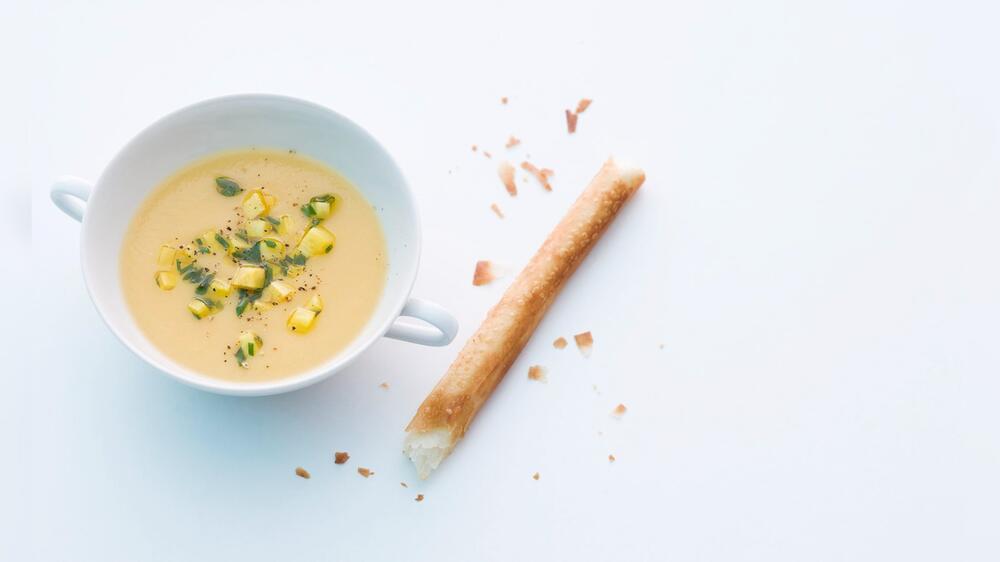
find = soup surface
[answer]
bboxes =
[121,148,388,382]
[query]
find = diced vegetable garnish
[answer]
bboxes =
[154,271,178,291]
[306,294,324,313]
[300,194,336,220]
[208,279,231,298]
[175,249,196,268]
[231,266,266,289]
[227,234,252,255]
[242,190,270,218]
[263,192,277,208]
[262,280,295,303]
[286,264,305,278]
[296,225,336,257]
[277,214,295,235]
[245,219,271,239]
[156,245,178,268]
[259,237,285,261]
[215,177,243,197]
[252,300,272,312]
[188,298,215,319]
[238,331,263,359]
[287,307,318,333]
[200,231,222,252]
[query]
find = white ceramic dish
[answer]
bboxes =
[50,94,457,396]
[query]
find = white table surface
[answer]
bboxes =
[8,1,1000,560]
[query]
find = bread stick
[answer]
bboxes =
[404,157,646,478]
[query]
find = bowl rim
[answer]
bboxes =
[78,93,422,396]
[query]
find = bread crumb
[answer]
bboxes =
[497,161,517,196]
[334,452,350,464]
[659,343,665,349]
[574,331,593,357]
[473,260,499,286]
[576,98,592,113]
[505,136,520,148]
[295,467,310,479]
[501,96,508,104]
[565,109,578,133]
[379,382,390,390]
[400,482,409,488]
[532,472,540,480]
[490,203,504,219]
[521,161,553,191]
[527,365,547,382]
[357,467,374,478]
[608,454,616,462]
[553,336,567,349]
[483,151,492,159]
[415,494,425,502]
[471,144,478,152]
[611,403,628,418]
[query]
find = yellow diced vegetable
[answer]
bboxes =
[263,192,278,209]
[242,190,270,218]
[238,331,263,358]
[188,299,213,319]
[252,300,272,312]
[296,226,336,257]
[287,307,318,333]
[245,219,271,238]
[200,231,221,252]
[277,214,295,235]
[260,237,285,261]
[286,264,305,278]
[306,294,324,313]
[262,280,295,303]
[176,249,196,267]
[154,270,178,291]
[312,201,332,219]
[231,266,266,289]
[227,235,252,256]
[156,245,178,268]
[208,279,231,298]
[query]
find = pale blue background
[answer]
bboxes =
[8,0,1000,560]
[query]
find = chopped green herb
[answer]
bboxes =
[198,246,211,254]
[262,239,278,248]
[234,347,247,366]
[234,230,250,243]
[235,288,261,317]
[324,244,333,253]
[215,177,243,197]
[292,253,307,266]
[301,203,317,217]
[214,233,230,250]
[263,264,273,288]
[310,217,323,227]
[263,216,281,226]
[233,242,262,264]
[310,194,335,203]
[194,273,216,295]
[247,342,255,357]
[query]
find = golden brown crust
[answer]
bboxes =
[498,162,517,196]
[576,98,592,113]
[405,158,645,455]
[565,110,578,133]
[521,161,553,191]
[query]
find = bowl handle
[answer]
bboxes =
[51,176,93,222]
[384,297,458,347]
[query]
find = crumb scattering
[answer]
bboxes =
[490,203,504,219]
[611,403,628,418]
[498,161,517,196]
[532,472,540,480]
[473,260,499,286]
[334,452,350,464]
[357,467,374,478]
[379,382,390,390]
[400,482,409,488]
[553,336,567,349]
[505,136,521,148]
[565,109,578,133]
[415,494,425,502]
[608,454,616,462]
[576,98,593,113]
[527,365,547,382]
[574,331,594,357]
[295,467,310,479]
[501,96,508,104]
[471,144,478,152]
[521,161,553,191]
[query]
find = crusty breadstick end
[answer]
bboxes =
[404,429,454,479]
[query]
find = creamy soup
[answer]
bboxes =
[121,149,388,382]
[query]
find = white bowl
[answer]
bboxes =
[50,94,457,396]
